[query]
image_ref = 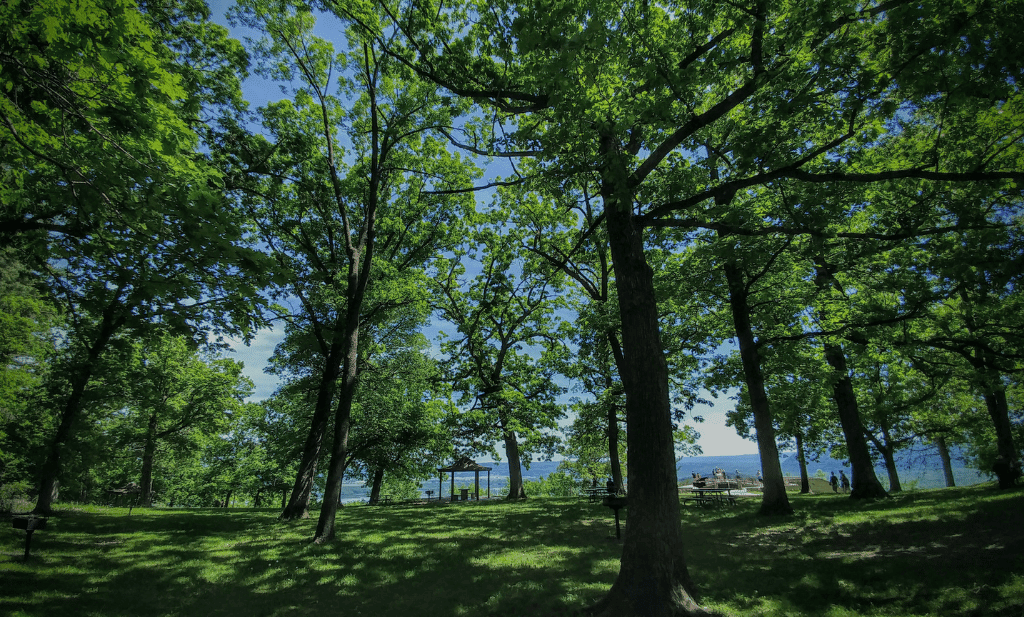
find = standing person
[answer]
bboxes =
[830,472,839,493]
[840,471,850,493]
[606,477,616,496]
[756,470,762,485]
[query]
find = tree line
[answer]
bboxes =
[2,0,1022,614]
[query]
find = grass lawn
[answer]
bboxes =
[2,483,1021,616]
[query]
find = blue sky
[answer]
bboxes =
[225,326,759,457]
[211,0,759,458]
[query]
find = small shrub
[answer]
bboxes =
[0,481,33,514]
[381,476,423,501]
[523,472,580,497]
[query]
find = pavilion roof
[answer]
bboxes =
[438,456,491,472]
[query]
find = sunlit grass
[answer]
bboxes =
[2,484,1021,616]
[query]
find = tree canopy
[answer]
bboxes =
[2,0,1022,615]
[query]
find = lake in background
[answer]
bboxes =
[337,446,988,503]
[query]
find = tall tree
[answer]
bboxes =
[347,340,453,504]
[2,0,269,514]
[718,234,803,515]
[432,227,567,499]
[331,0,1024,612]
[0,248,59,489]
[112,334,252,506]
[227,0,475,539]
[917,239,1024,466]
[508,179,629,489]
[854,348,941,492]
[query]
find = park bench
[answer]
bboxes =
[12,516,47,560]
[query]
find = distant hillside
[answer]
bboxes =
[676,448,987,490]
[384,448,989,504]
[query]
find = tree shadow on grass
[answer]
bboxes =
[13,490,1017,617]
[684,485,1024,616]
[2,500,623,617]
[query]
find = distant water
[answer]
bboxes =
[336,449,987,503]
[339,460,559,504]
[674,450,987,489]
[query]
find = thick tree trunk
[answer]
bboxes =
[723,263,792,516]
[866,425,902,493]
[961,308,1020,462]
[820,342,889,499]
[315,394,353,542]
[314,308,362,543]
[982,387,1018,461]
[935,436,956,487]
[35,400,81,515]
[502,426,527,499]
[589,142,708,616]
[606,331,626,494]
[34,312,122,515]
[879,446,902,493]
[368,468,384,505]
[313,64,380,541]
[280,338,344,521]
[795,433,810,494]
[812,258,887,500]
[139,412,158,507]
[606,396,624,493]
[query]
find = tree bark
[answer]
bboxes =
[606,331,626,494]
[313,45,380,543]
[139,412,158,507]
[368,468,384,505]
[606,394,624,492]
[35,384,88,514]
[935,436,956,487]
[795,433,810,494]
[34,309,123,515]
[314,365,356,543]
[314,287,365,542]
[958,293,1020,462]
[820,341,889,499]
[280,335,344,521]
[812,258,888,500]
[878,444,902,493]
[982,387,1018,461]
[502,423,527,499]
[723,263,792,516]
[865,422,903,493]
[588,139,708,616]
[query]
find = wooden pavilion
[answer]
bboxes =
[438,457,491,501]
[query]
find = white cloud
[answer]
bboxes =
[223,328,286,402]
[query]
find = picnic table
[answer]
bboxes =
[583,487,607,503]
[680,487,737,507]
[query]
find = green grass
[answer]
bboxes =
[2,484,1021,616]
